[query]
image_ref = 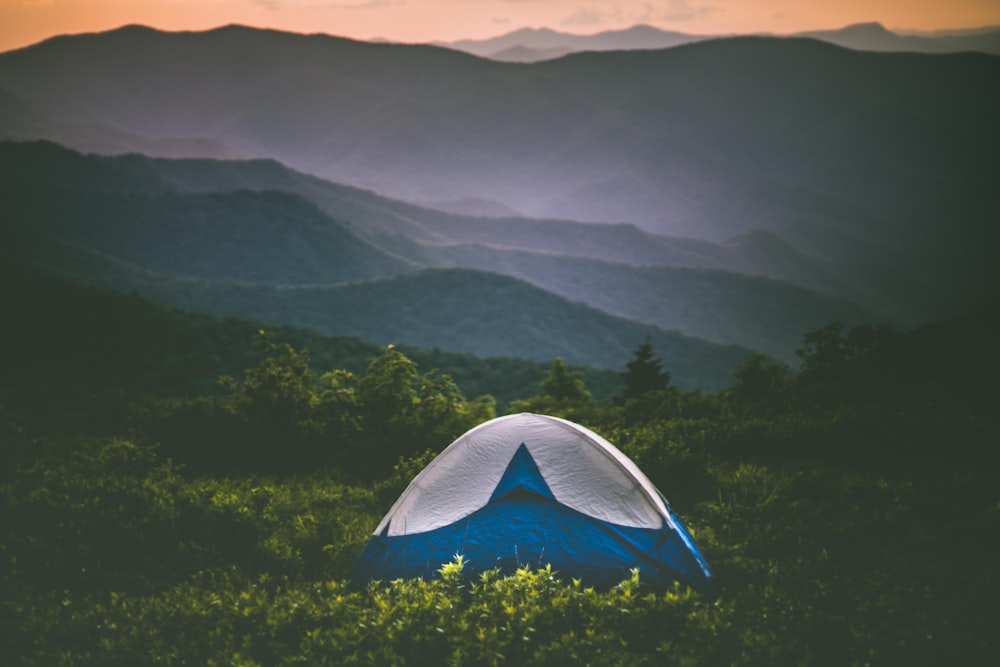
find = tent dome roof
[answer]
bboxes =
[355,413,713,593]
[376,413,671,537]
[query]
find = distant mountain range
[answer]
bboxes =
[4,140,886,356]
[1,25,997,384]
[5,140,877,378]
[440,22,1000,62]
[0,25,996,330]
[0,143,764,389]
[440,24,706,62]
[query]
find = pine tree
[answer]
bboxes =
[538,357,592,404]
[620,337,670,400]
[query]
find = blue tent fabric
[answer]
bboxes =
[353,431,714,594]
[489,443,556,502]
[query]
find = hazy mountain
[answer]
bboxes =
[895,26,1000,37]
[425,197,525,218]
[8,186,414,285]
[6,225,751,389]
[485,45,575,64]
[4,25,994,402]
[0,140,858,296]
[794,22,1000,55]
[2,28,995,262]
[0,85,241,160]
[1,26,994,326]
[4,26,995,253]
[443,23,1000,60]
[3,140,885,360]
[441,24,706,58]
[378,240,874,362]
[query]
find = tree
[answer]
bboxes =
[319,345,495,476]
[725,353,791,417]
[796,322,892,382]
[218,331,320,469]
[539,358,593,404]
[508,358,595,418]
[620,337,671,401]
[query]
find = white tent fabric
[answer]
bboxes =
[375,413,673,537]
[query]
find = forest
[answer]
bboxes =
[2,273,997,666]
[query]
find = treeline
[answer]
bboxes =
[1,278,998,664]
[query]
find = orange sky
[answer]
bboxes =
[2,0,998,53]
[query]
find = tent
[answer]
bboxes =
[352,413,714,593]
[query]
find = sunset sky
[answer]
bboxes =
[1,0,998,53]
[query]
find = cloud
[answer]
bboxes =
[254,0,402,10]
[636,0,718,23]
[562,6,622,27]
[332,0,403,9]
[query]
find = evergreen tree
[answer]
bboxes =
[538,357,592,404]
[508,357,595,418]
[620,337,671,400]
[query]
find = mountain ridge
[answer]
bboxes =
[2,29,994,279]
[2,225,752,389]
[2,140,886,361]
[439,21,1000,61]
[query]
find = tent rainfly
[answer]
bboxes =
[352,413,714,594]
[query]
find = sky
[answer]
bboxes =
[1,0,999,53]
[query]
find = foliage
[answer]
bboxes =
[315,346,496,476]
[2,315,998,665]
[508,357,597,421]
[155,338,494,477]
[619,337,671,401]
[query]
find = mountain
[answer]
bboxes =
[441,25,706,58]
[3,224,752,389]
[485,45,575,64]
[0,84,242,160]
[0,121,974,329]
[0,140,826,278]
[195,267,753,388]
[794,22,1000,55]
[3,140,883,361]
[381,241,874,362]
[425,197,525,218]
[7,176,415,285]
[3,26,995,244]
[442,23,1000,59]
[1,26,995,328]
[0,264,623,412]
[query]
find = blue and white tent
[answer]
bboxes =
[353,413,714,593]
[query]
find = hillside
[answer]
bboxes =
[380,240,874,362]
[9,187,414,285]
[10,229,751,389]
[0,264,623,412]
